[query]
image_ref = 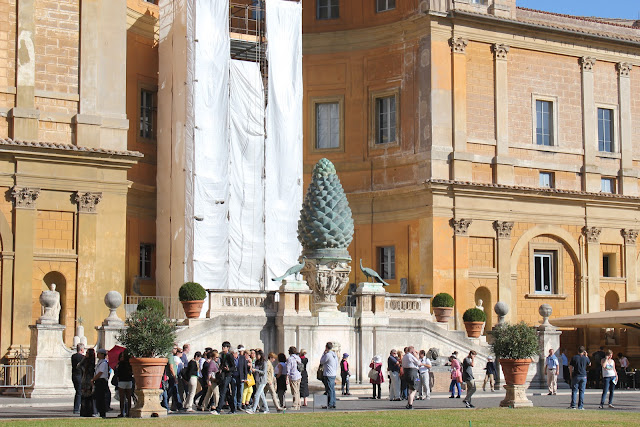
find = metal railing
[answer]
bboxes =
[125,295,185,320]
[0,365,34,398]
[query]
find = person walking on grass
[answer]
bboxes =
[369,355,384,399]
[545,348,559,396]
[599,349,618,409]
[462,350,477,409]
[568,346,590,410]
[320,342,339,409]
[483,356,496,392]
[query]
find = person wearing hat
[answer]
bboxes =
[92,349,111,418]
[369,355,384,399]
[483,356,496,392]
[340,353,351,396]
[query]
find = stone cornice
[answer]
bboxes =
[127,6,159,41]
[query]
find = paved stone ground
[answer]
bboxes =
[1,388,639,419]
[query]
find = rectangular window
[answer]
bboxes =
[598,108,614,153]
[375,95,396,144]
[376,0,396,12]
[379,246,396,280]
[316,102,340,149]
[534,251,554,294]
[602,254,611,278]
[139,244,153,279]
[536,100,553,146]
[601,178,615,194]
[539,172,554,189]
[140,89,156,140]
[317,0,339,20]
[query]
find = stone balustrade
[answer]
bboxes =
[384,293,433,319]
[206,290,277,317]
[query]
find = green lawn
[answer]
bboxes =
[1,408,638,427]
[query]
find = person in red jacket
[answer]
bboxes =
[341,353,351,395]
[369,355,384,399]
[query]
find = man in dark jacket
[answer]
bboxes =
[482,356,496,392]
[235,345,248,409]
[214,342,236,415]
[71,343,85,414]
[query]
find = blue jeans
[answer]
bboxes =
[251,383,268,412]
[235,378,244,407]
[324,376,336,408]
[600,376,615,405]
[450,380,461,397]
[570,376,587,409]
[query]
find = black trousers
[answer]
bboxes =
[72,375,82,413]
[218,374,236,413]
[94,378,109,417]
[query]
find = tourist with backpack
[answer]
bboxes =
[286,346,303,410]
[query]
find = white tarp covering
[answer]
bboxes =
[265,0,303,287]
[229,59,266,289]
[192,0,231,288]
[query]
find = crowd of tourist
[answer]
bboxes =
[70,341,633,416]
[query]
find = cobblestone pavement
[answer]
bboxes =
[1,388,639,419]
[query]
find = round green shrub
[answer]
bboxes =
[179,282,206,302]
[136,298,165,313]
[432,292,455,308]
[491,321,539,360]
[463,307,486,322]
[117,308,176,358]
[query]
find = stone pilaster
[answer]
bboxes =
[451,218,472,329]
[580,57,600,192]
[450,37,471,181]
[494,221,515,323]
[354,282,388,383]
[492,43,514,185]
[11,187,39,347]
[617,63,636,195]
[622,229,638,301]
[76,191,99,343]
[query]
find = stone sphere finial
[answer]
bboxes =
[539,304,553,329]
[494,301,509,325]
[103,291,124,326]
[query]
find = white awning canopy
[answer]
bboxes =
[550,301,640,329]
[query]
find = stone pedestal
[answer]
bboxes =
[276,280,315,358]
[354,283,388,383]
[130,388,167,418]
[532,304,562,388]
[95,325,123,351]
[354,282,385,317]
[301,256,351,313]
[499,384,533,408]
[278,280,312,316]
[26,324,75,398]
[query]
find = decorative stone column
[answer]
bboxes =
[580,57,600,192]
[622,229,640,357]
[276,280,314,354]
[451,218,472,329]
[297,159,354,314]
[492,44,515,185]
[583,226,602,352]
[533,304,562,388]
[449,37,472,181]
[355,282,388,383]
[494,221,515,323]
[616,63,636,196]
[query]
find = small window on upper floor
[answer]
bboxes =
[598,108,614,153]
[140,88,157,141]
[375,95,396,145]
[536,100,554,146]
[379,246,396,280]
[317,0,339,20]
[534,251,555,295]
[602,253,617,278]
[601,177,616,194]
[539,172,554,189]
[139,244,154,279]
[376,0,396,12]
[316,102,340,150]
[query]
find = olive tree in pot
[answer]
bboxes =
[117,307,176,417]
[432,293,454,323]
[179,282,206,319]
[463,308,486,338]
[491,321,538,385]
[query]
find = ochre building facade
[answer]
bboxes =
[302,0,640,355]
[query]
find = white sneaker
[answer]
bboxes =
[210,410,219,415]
[246,409,254,414]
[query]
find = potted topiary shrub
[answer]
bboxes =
[432,292,455,323]
[136,298,165,313]
[179,282,206,319]
[491,321,538,385]
[117,307,176,417]
[463,307,486,338]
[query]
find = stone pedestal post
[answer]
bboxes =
[276,281,314,358]
[301,256,351,314]
[500,384,533,408]
[130,389,167,418]
[354,283,388,384]
[26,324,75,398]
[533,304,562,388]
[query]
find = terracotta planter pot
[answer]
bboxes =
[181,300,204,318]
[464,321,484,338]
[499,358,532,385]
[433,307,454,323]
[130,357,168,390]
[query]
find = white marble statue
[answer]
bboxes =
[51,284,61,324]
[476,299,486,334]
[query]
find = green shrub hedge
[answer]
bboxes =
[136,298,165,313]
[432,292,455,308]
[179,282,206,301]
[463,307,486,322]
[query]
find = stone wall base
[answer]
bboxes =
[130,389,167,418]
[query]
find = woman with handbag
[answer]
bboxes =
[78,348,96,417]
[449,355,462,398]
[369,355,384,399]
[247,350,270,414]
[115,350,133,417]
[275,353,288,408]
[300,349,310,406]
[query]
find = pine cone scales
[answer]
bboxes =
[298,158,354,251]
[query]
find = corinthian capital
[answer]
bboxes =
[580,56,596,71]
[492,43,509,60]
[451,218,472,236]
[11,186,40,209]
[582,226,601,244]
[449,37,468,54]
[75,192,103,213]
[621,229,639,245]
[616,62,632,77]
[493,221,514,239]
